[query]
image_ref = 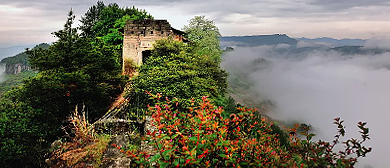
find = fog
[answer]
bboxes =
[0,64,5,83]
[222,46,390,167]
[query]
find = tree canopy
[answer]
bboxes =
[80,1,153,47]
[0,9,128,166]
[127,38,227,117]
[25,10,125,122]
[183,16,223,63]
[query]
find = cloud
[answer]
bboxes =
[1,0,390,47]
[310,0,390,10]
[364,37,390,50]
[275,44,290,49]
[0,64,5,83]
[222,46,390,167]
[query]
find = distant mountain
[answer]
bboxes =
[329,46,390,55]
[220,34,298,47]
[0,45,35,61]
[1,43,50,74]
[296,37,366,47]
[220,34,390,56]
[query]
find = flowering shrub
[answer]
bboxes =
[285,118,371,167]
[115,95,371,167]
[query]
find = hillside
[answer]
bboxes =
[0,45,34,61]
[329,45,390,55]
[296,37,366,47]
[221,34,390,57]
[220,34,298,47]
[0,71,37,96]
[0,43,50,74]
[0,44,49,95]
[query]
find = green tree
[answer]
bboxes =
[128,38,227,118]
[79,2,153,65]
[79,1,106,38]
[0,92,49,167]
[80,2,153,41]
[183,15,223,63]
[0,4,153,167]
[25,10,125,122]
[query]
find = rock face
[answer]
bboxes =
[5,63,30,74]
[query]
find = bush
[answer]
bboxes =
[48,107,111,167]
[128,38,227,119]
[116,95,371,167]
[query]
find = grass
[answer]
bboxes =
[49,106,112,167]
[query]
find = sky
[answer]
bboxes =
[0,0,390,48]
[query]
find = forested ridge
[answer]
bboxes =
[0,2,371,167]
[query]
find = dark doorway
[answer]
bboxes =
[142,50,152,64]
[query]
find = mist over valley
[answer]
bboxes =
[221,35,390,167]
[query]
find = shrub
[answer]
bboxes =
[116,95,371,167]
[48,107,111,167]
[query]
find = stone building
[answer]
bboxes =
[122,19,186,75]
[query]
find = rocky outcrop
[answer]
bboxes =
[95,117,156,168]
[101,135,134,168]
[5,63,30,74]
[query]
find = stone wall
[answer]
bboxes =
[122,19,185,75]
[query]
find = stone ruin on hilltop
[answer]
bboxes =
[122,19,187,75]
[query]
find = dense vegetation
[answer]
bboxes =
[0,2,152,167]
[183,16,223,63]
[127,38,228,118]
[0,1,371,168]
[116,96,371,167]
[0,71,37,95]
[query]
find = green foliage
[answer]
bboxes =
[24,10,126,122]
[0,96,49,167]
[117,96,371,167]
[0,2,151,167]
[183,16,223,63]
[0,10,126,167]
[79,1,153,65]
[80,1,153,39]
[285,118,372,167]
[128,38,227,118]
[0,71,37,96]
[79,1,105,38]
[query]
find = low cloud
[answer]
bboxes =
[0,64,5,83]
[364,37,390,50]
[275,43,290,49]
[222,46,390,167]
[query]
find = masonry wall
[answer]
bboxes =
[122,19,184,75]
